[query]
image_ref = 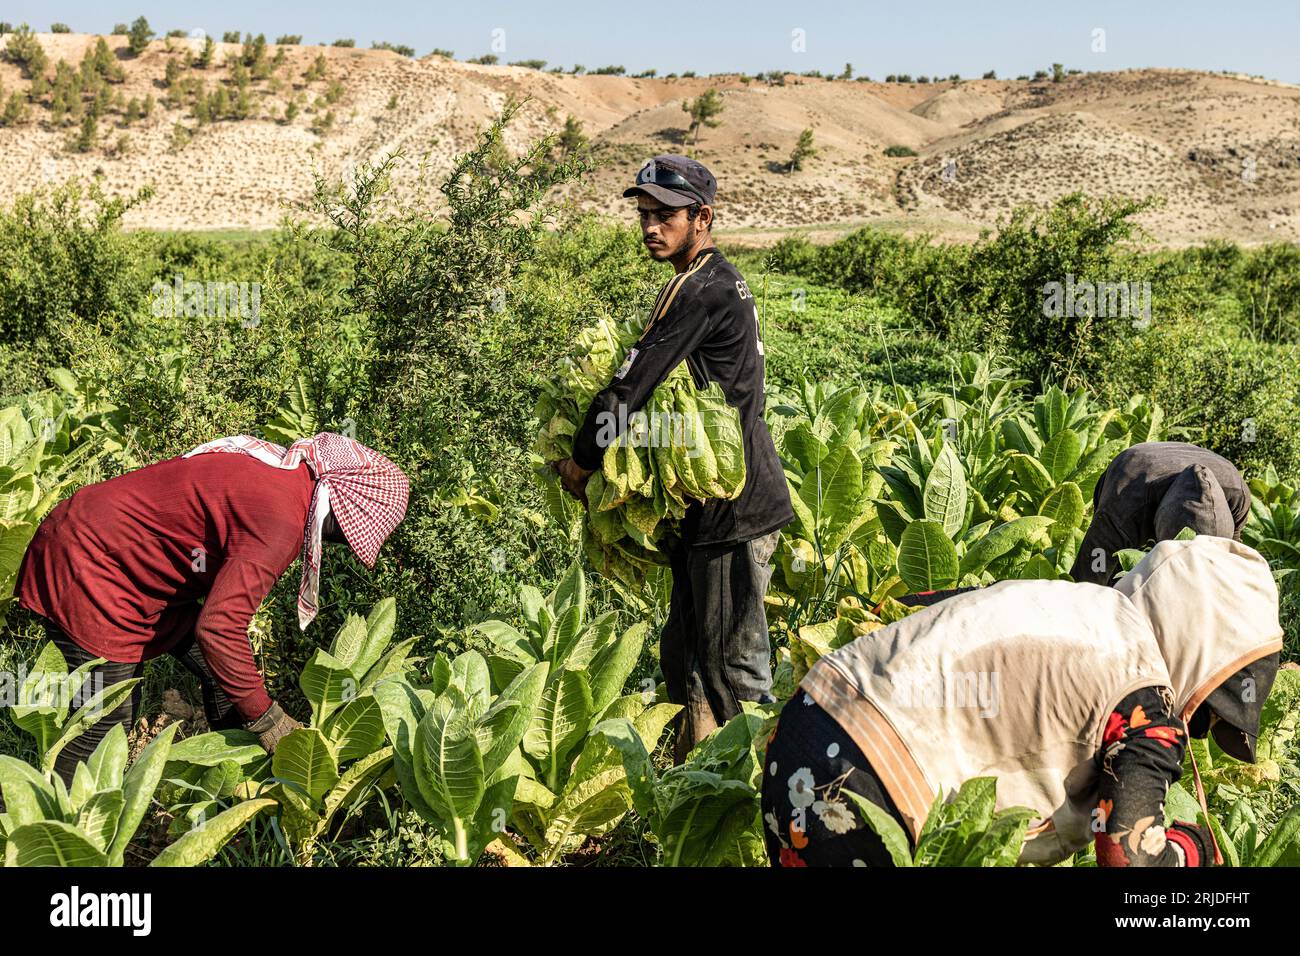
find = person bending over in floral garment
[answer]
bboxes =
[761,537,1281,867]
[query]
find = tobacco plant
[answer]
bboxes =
[0,723,274,866]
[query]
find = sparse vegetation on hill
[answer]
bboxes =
[3,24,48,79]
[127,16,153,56]
[0,44,1293,242]
[787,127,816,172]
[682,87,724,145]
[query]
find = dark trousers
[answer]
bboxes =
[43,622,239,785]
[660,529,780,762]
[761,694,913,867]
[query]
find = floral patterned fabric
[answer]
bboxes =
[1095,685,1214,867]
[762,684,1216,867]
[760,691,912,867]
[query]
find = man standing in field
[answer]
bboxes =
[554,155,794,761]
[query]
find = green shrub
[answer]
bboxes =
[4,24,48,78]
[304,53,327,81]
[883,144,916,157]
[0,180,154,369]
[272,103,594,645]
[787,128,816,172]
[127,16,153,56]
[1,90,30,126]
[1097,316,1300,481]
[766,194,1165,388]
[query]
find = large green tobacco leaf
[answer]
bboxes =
[1039,429,1083,484]
[922,441,968,538]
[272,728,341,805]
[1039,482,1084,547]
[413,695,485,826]
[476,663,548,771]
[548,560,585,628]
[1252,807,1300,867]
[782,422,830,472]
[475,620,536,667]
[0,756,65,829]
[0,519,37,598]
[1164,783,1202,827]
[799,444,865,550]
[330,615,372,675]
[587,622,647,716]
[76,790,124,851]
[897,519,959,591]
[43,676,141,772]
[5,820,109,867]
[695,383,746,493]
[958,516,1054,578]
[373,679,437,821]
[1009,453,1054,502]
[9,641,71,757]
[545,603,584,672]
[843,790,914,866]
[84,724,129,792]
[166,729,265,769]
[149,799,277,867]
[525,668,593,781]
[0,473,38,521]
[325,696,387,763]
[298,650,355,728]
[359,637,419,693]
[108,723,179,866]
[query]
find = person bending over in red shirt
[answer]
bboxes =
[15,432,410,784]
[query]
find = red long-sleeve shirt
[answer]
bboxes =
[16,453,314,721]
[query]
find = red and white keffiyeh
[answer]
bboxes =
[183,432,410,629]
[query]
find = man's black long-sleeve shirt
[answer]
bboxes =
[572,246,793,548]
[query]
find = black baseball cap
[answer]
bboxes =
[624,155,717,207]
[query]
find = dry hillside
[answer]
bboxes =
[1,32,1298,244]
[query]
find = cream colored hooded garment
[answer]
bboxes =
[1114,537,1283,722]
[801,536,1282,865]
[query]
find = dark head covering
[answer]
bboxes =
[1154,463,1235,542]
[1187,651,1281,762]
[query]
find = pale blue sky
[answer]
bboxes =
[7,0,1298,83]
